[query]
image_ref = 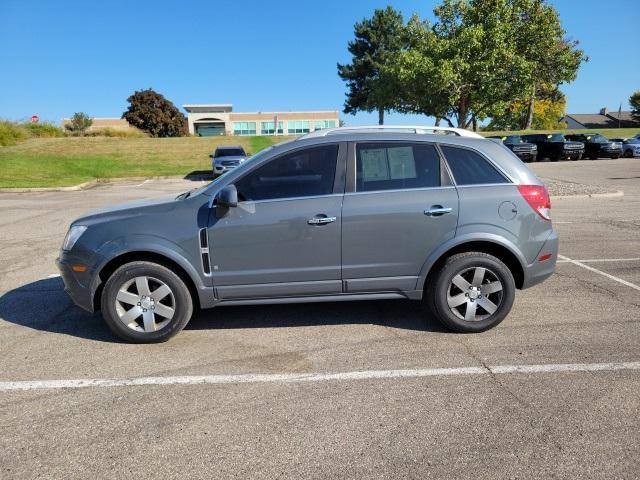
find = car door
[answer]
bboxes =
[341,141,459,294]
[207,143,346,300]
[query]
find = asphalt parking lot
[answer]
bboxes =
[1,159,639,479]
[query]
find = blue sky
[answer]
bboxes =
[1,0,637,125]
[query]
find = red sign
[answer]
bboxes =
[30,115,39,123]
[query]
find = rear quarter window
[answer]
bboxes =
[441,146,509,186]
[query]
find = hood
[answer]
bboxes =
[72,194,179,226]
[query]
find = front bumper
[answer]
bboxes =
[513,151,537,162]
[562,149,584,159]
[56,254,95,312]
[521,229,559,289]
[600,148,622,158]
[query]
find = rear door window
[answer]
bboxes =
[441,146,509,186]
[355,143,440,192]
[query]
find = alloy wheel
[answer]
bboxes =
[114,276,176,332]
[446,267,504,322]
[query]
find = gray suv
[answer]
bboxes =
[210,145,248,176]
[57,126,558,343]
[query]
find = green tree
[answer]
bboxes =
[512,0,586,129]
[630,91,640,123]
[122,89,186,137]
[66,112,92,134]
[380,0,585,130]
[337,6,405,125]
[487,85,567,130]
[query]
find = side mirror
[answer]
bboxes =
[216,184,238,208]
[209,154,214,158]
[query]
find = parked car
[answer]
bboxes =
[565,134,622,159]
[210,146,248,176]
[610,138,640,158]
[521,133,584,161]
[486,135,538,162]
[57,125,558,343]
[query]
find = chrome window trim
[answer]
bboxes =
[238,193,344,205]
[344,186,456,196]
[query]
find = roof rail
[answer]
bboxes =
[298,125,484,139]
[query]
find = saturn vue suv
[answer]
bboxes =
[57,126,558,343]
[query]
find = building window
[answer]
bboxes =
[233,122,256,136]
[314,120,336,131]
[260,121,284,135]
[287,120,310,135]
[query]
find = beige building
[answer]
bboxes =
[184,104,339,136]
[61,117,133,131]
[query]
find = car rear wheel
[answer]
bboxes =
[101,261,193,343]
[624,149,634,158]
[425,252,515,333]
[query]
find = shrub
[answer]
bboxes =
[122,89,186,137]
[65,112,93,134]
[23,122,66,138]
[0,121,28,146]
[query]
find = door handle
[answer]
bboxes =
[308,216,337,225]
[424,206,453,217]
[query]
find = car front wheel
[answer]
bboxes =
[101,261,194,343]
[425,252,516,333]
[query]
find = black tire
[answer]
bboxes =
[624,149,634,158]
[590,155,598,160]
[425,252,516,333]
[101,261,193,343]
[611,155,620,160]
[575,153,582,160]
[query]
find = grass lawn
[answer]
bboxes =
[0,136,292,188]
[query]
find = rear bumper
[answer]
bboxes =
[562,149,584,159]
[56,255,95,312]
[521,230,558,289]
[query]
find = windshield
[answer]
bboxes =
[504,135,523,144]
[548,134,566,142]
[626,138,640,144]
[587,134,608,143]
[215,148,245,157]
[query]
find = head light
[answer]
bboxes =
[62,225,87,251]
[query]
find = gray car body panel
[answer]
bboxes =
[58,131,557,313]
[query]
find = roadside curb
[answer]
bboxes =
[0,175,210,193]
[551,190,624,200]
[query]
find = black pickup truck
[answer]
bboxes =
[521,134,584,161]
[487,135,538,162]
[565,134,622,159]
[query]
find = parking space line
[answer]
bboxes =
[1,361,638,392]
[558,254,640,291]
[556,257,640,264]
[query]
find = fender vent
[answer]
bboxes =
[199,228,211,275]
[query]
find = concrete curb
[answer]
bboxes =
[551,190,624,200]
[0,175,211,193]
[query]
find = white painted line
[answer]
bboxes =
[558,254,640,291]
[1,361,638,392]
[557,257,640,264]
[135,179,152,187]
[553,221,574,224]
[47,274,60,278]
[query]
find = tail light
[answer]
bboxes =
[518,184,551,220]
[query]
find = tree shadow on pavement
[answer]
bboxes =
[0,277,446,342]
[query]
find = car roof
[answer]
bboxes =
[216,145,245,150]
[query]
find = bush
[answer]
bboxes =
[65,112,93,134]
[23,122,66,138]
[0,121,28,146]
[122,89,186,137]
